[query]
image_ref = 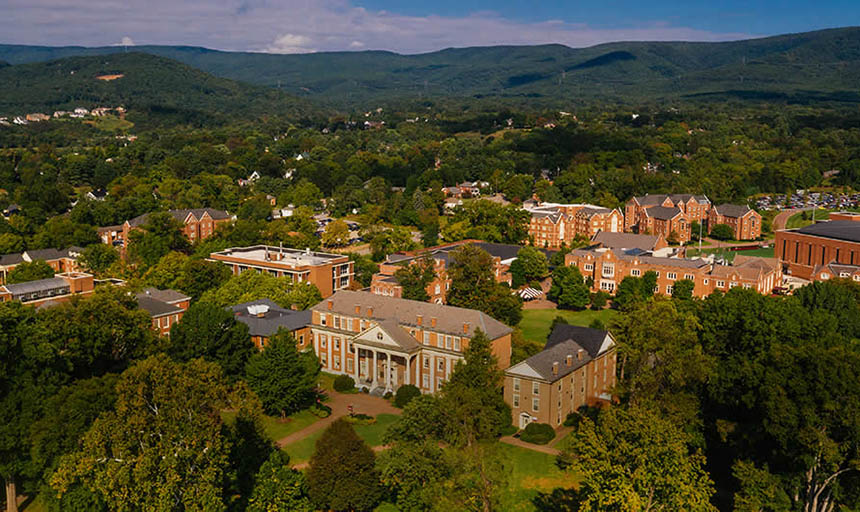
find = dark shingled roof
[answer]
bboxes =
[509,325,613,382]
[138,287,189,304]
[794,221,860,244]
[229,299,312,337]
[128,208,231,227]
[137,295,184,318]
[2,277,68,295]
[546,325,609,355]
[713,204,753,218]
[644,205,683,220]
[592,232,662,251]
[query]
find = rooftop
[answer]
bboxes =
[137,295,184,318]
[713,203,753,218]
[230,298,312,337]
[592,232,662,251]
[138,287,190,304]
[313,290,512,340]
[127,208,232,228]
[210,245,347,267]
[507,325,614,382]
[644,205,683,220]
[793,220,860,244]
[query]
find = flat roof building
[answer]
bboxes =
[775,214,860,280]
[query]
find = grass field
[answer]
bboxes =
[686,245,775,263]
[496,442,580,511]
[282,413,400,464]
[519,308,618,344]
[784,208,851,229]
[221,408,321,441]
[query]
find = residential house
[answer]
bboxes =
[504,325,616,429]
[208,246,353,298]
[135,287,190,337]
[310,290,512,394]
[639,206,690,243]
[709,204,762,240]
[526,202,623,249]
[230,298,312,350]
[625,194,711,232]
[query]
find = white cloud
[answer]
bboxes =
[120,36,135,46]
[0,0,757,54]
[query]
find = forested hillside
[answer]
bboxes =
[0,53,320,124]
[2,27,860,105]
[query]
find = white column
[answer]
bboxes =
[354,346,359,379]
[372,350,378,386]
[385,352,391,390]
[430,353,436,392]
[405,356,411,386]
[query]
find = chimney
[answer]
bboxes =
[327,300,333,310]
[577,349,584,361]
[367,306,373,317]
[566,354,573,367]
[552,362,559,375]
[431,317,437,327]
[417,315,423,326]
[354,305,361,314]
[463,322,469,334]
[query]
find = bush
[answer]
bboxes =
[383,391,393,399]
[344,413,376,425]
[310,403,332,418]
[710,223,735,241]
[563,412,582,428]
[500,424,518,436]
[520,422,556,445]
[333,375,355,392]
[393,384,421,408]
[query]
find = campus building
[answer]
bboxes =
[504,325,616,429]
[775,213,860,280]
[565,248,781,297]
[209,245,353,298]
[309,290,512,394]
[625,194,711,231]
[0,247,83,285]
[0,272,94,307]
[99,208,233,247]
[135,288,191,337]
[230,299,312,350]
[370,240,527,304]
[708,204,762,240]
[526,202,623,249]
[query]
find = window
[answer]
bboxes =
[423,374,430,388]
[445,336,452,350]
[320,354,327,366]
[320,315,327,326]
[820,273,830,280]
[438,359,445,371]
[423,357,429,369]
[631,269,641,277]
[333,355,340,369]
[743,283,752,289]
[532,398,540,412]
[334,338,340,350]
[666,285,673,294]
[667,272,677,280]
[513,378,521,392]
[347,359,353,372]
[703,278,709,285]
[513,394,520,408]
[583,263,594,271]
[423,331,430,345]
[333,316,340,329]
[434,284,441,294]
[346,318,352,331]
[532,381,540,395]
[320,335,327,348]
[453,337,461,351]
[840,272,850,278]
[684,274,694,281]
[717,280,725,288]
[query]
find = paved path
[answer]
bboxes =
[500,426,573,456]
[772,207,819,231]
[276,390,399,448]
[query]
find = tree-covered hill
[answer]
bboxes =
[2,27,860,105]
[0,52,320,123]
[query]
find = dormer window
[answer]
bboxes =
[377,332,383,340]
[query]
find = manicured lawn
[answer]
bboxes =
[686,245,774,263]
[519,308,618,344]
[221,408,321,442]
[495,442,580,511]
[283,413,400,464]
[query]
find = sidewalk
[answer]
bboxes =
[499,426,573,456]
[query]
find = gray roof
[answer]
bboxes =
[619,253,711,269]
[794,221,860,243]
[386,241,548,268]
[137,295,184,318]
[644,205,683,220]
[0,247,82,267]
[3,277,68,295]
[230,299,312,337]
[592,232,662,251]
[313,290,513,340]
[512,325,612,382]
[138,287,190,304]
[713,204,753,218]
[128,208,231,227]
[634,194,709,206]
[576,207,612,217]
[372,320,422,353]
[0,253,24,266]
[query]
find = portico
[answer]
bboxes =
[351,321,421,392]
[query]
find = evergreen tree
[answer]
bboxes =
[245,330,319,417]
[168,302,254,379]
[247,451,312,512]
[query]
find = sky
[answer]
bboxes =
[1,0,858,54]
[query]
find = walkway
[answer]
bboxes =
[276,390,399,448]
[499,426,573,456]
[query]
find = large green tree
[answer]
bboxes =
[394,254,436,302]
[199,270,321,311]
[510,246,548,288]
[169,302,254,378]
[446,245,522,326]
[244,330,319,417]
[6,260,54,284]
[247,451,312,512]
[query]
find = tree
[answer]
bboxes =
[79,244,118,275]
[6,260,54,283]
[614,276,643,310]
[174,259,232,301]
[31,217,99,250]
[671,279,695,300]
[127,212,190,267]
[447,245,522,326]
[199,270,321,311]
[556,266,590,310]
[641,270,658,297]
[394,255,436,302]
[562,405,717,512]
[710,223,735,241]
[0,233,24,255]
[322,219,350,248]
[306,419,383,512]
[377,441,450,511]
[52,355,232,512]
[168,302,254,378]
[246,451,312,512]
[245,330,319,417]
[590,290,610,309]
[237,195,272,221]
[511,246,548,287]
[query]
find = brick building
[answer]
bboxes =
[0,272,94,307]
[370,240,526,304]
[590,232,670,254]
[504,325,616,429]
[209,246,353,298]
[526,203,623,249]
[135,288,191,337]
[709,204,762,240]
[100,208,233,248]
[0,247,83,285]
[625,194,711,232]
[565,248,781,297]
[639,206,691,243]
[309,290,512,394]
[230,298,312,350]
[775,214,860,280]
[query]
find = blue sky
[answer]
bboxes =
[2,0,858,53]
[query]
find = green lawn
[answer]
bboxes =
[283,413,400,464]
[686,245,774,263]
[785,208,848,229]
[221,408,321,442]
[495,442,580,511]
[519,308,618,344]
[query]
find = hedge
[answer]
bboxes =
[333,375,355,392]
[394,384,421,408]
[520,422,556,445]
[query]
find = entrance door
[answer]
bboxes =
[519,412,532,429]
[390,360,398,387]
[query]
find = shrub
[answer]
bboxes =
[310,403,332,418]
[711,223,735,241]
[333,375,355,392]
[500,424,518,436]
[393,384,421,408]
[563,412,582,428]
[520,422,556,445]
[344,413,376,425]
[383,391,393,399]
[528,280,543,290]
